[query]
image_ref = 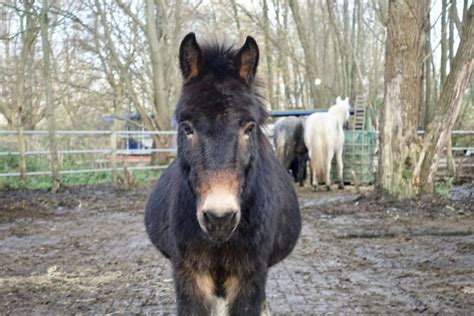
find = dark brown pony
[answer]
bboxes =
[273,116,308,187]
[145,33,301,315]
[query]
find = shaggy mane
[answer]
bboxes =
[182,39,269,124]
[199,41,237,77]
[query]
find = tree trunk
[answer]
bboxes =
[95,0,162,152]
[279,2,292,108]
[262,0,275,109]
[423,8,433,128]
[146,0,175,163]
[343,0,351,95]
[376,0,429,198]
[446,135,455,176]
[230,0,242,40]
[414,4,473,194]
[289,0,319,106]
[145,0,170,131]
[440,0,448,86]
[446,2,460,175]
[326,0,364,100]
[448,1,455,67]
[355,0,364,95]
[110,127,118,187]
[14,0,37,181]
[40,0,61,192]
[110,87,123,188]
[17,126,27,180]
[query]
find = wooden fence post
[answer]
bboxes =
[446,132,456,176]
[17,126,27,181]
[111,129,117,187]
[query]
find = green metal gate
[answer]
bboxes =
[332,130,378,184]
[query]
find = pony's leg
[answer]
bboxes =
[261,301,271,316]
[298,153,308,187]
[311,162,318,191]
[336,147,344,190]
[325,153,334,191]
[175,269,213,316]
[308,164,312,188]
[229,271,267,316]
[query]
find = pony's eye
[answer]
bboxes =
[244,122,256,135]
[181,122,194,136]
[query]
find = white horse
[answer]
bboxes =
[304,97,351,190]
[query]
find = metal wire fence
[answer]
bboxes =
[0,129,472,183]
[0,130,176,178]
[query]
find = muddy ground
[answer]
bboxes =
[0,182,473,315]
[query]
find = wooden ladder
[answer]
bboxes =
[351,95,367,130]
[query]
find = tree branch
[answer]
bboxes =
[114,0,146,33]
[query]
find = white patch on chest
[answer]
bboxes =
[211,297,229,316]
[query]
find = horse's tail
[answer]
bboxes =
[313,132,329,184]
[275,130,287,167]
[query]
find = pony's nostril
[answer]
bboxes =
[230,212,237,224]
[220,212,236,226]
[203,211,215,229]
[203,210,238,230]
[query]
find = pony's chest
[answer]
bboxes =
[183,242,257,275]
[181,246,256,295]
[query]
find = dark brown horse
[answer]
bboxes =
[273,116,308,187]
[145,33,301,315]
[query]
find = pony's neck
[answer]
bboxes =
[328,105,349,127]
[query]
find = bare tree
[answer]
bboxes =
[5,1,39,180]
[440,0,448,86]
[414,4,473,194]
[423,6,434,128]
[378,1,473,197]
[39,0,61,192]
[262,0,275,108]
[145,0,171,131]
[40,0,61,192]
[376,0,429,198]
[288,0,319,107]
[5,0,469,192]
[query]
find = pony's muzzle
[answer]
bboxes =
[202,210,238,239]
[197,171,241,240]
[198,195,241,241]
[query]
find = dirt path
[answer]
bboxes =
[0,183,473,314]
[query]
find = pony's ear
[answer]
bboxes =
[179,33,202,82]
[233,36,259,84]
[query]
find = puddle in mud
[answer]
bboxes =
[449,183,474,202]
[300,194,359,208]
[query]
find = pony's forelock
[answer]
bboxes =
[179,37,268,125]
